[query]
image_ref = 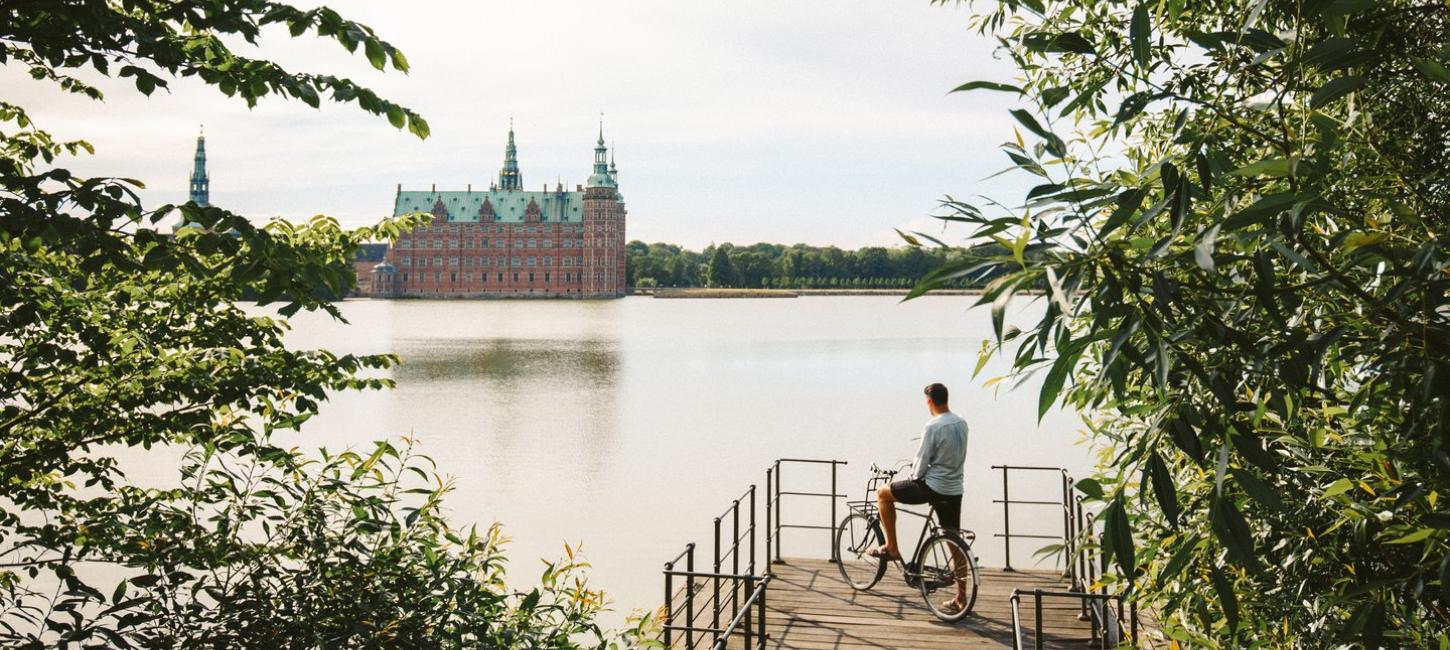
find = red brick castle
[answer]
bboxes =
[371,120,627,298]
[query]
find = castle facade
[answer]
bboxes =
[371,122,627,299]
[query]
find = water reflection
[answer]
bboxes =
[394,339,620,384]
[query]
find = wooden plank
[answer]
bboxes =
[760,558,1098,650]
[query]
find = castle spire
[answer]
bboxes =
[588,115,610,183]
[609,143,618,184]
[499,118,522,190]
[189,126,210,206]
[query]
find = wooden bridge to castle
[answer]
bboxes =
[661,459,1144,650]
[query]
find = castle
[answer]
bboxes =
[370,121,628,299]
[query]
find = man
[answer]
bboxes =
[869,382,969,611]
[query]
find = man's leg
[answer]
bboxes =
[873,485,902,561]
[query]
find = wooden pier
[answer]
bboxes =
[661,460,1141,650]
[745,558,1096,649]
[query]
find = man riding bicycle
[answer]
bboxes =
[869,382,970,612]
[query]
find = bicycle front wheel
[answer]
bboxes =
[917,533,978,621]
[833,512,886,590]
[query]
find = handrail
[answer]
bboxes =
[765,459,846,565]
[664,458,844,648]
[710,575,770,650]
[1009,588,1129,650]
[1000,467,1142,648]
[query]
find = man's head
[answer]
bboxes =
[924,382,949,414]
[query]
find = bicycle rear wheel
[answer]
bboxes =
[916,533,978,621]
[834,512,886,590]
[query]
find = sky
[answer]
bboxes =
[7,0,1034,250]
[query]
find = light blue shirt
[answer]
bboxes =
[912,411,968,496]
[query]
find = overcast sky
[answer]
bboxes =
[8,0,1032,249]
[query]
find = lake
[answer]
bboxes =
[272,296,1094,621]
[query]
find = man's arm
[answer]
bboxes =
[912,424,935,481]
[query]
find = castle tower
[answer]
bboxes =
[582,116,626,297]
[189,127,210,206]
[499,119,523,191]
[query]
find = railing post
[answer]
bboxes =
[686,543,696,649]
[1061,472,1072,580]
[1034,589,1044,650]
[757,576,767,648]
[1002,466,1014,571]
[828,462,838,562]
[732,499,741,622]
[774,460,783,563]
[712,517,721,638]
[748,484,757,576]
[764,467,773,571]
[665,561,674,648]
[742,575,754,649]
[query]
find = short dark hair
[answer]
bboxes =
[924,383,949,407]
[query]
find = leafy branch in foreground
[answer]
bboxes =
[918,0,1449,647]
[1,0,647,646]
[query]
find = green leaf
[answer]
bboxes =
[1229,157,1293,178]
[1075,477,1105,500]
[1130,4,1151,68]
[1209,566,1240,635]
[1411,58,1450,83]
[364,40,387,71]
[1104,495,1136,572]
[1038,351,1073,421]
[1322,477,1354,499]
[1223,192,1298,230]
[950,80,1023,94]
[1385,528,1435,544]
[1149,452,1180,526]
[1230,468,1283,511]
[1212,499,1258,570]
[1310,76,1364,108]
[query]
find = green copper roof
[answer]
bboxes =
[393,189,588,223]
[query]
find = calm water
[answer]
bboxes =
[269,296,1092,620]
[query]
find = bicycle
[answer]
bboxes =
[832,462,981,622]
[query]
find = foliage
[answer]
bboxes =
[928,0,1450,646]
[626,240,1006,289]
[0,0,648,646]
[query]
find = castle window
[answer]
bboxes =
[401,257,411,267]
[527,257,536,267]
[402,273,409,282]
[419,258,428,268]
[450,273,457,283]
[545,272,550,283]
[497,273,504,282]
[481,238,489,248]
[434,239,443,248]
[511,257,521,268]
[543,239,552,248]
[527,239,536,248]
[449,257,459,266]
[512,272,519,282]
[433,257,443,266]
[529,272,535,282]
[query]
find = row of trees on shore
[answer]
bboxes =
[626,241,1005,289]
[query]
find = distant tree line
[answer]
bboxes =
[625,241,1007,289]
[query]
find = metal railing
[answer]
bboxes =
[765,458,847,564]
[996,465,1141,648]
[991,464,1075,572]
[662,458,843,648]
[1010,588,1136,650]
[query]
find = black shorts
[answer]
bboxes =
[889,479,962,531]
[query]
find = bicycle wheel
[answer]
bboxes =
[916,533,979,621]
[834,512,886,590]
